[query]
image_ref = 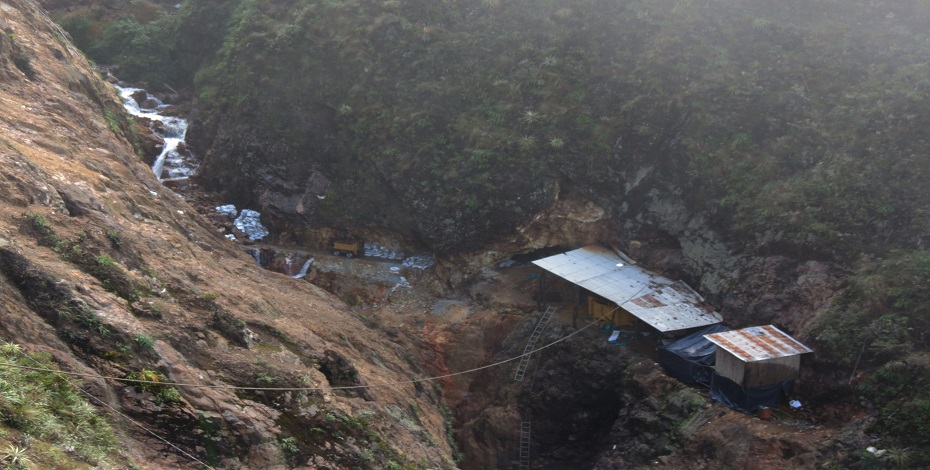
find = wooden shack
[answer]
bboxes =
[704,325,812,412]
[705,325,811,387]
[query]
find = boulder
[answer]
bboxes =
[130,89,147,106]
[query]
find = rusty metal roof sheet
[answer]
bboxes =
[704,325,812,362]
[532,245,722,332]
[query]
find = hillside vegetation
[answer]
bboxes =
[53,0,930,466]
[59,0,930,254]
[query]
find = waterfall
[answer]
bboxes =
[293,258,314,279]
[247,249,264,267]
[115,85,198,181]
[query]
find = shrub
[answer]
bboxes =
[96,255,117,268]
[127,368,181,403]
[134,333,155,350]
[90,14,180,86]
[255,372,276,385]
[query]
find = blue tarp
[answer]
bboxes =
[710,374,794,414]
[658,324,729,385]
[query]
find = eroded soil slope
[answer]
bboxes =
[0,2,452,468]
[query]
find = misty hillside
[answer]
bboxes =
[58,0,930,254]
[7,0,926,467]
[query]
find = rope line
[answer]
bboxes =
[7,346,214,469]
[0,320,598,392]
[0,259,673,393]
[72,384,215,469]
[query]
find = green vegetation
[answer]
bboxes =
[126,369,181,404]
[254,372,276,385]
[20,213,145,304]
[3,27,37,81]
[277,435,300,466]
[0,342,118,466]
[1,445,32,470]
[103,108,121,134]
[24,211,54,244]
[133,334,155,350]
[438,403,461,464]
[272,402,427,469]
[54,1,183,87]
[59,1,930,462]
[811,250,930,466]
[140,0,929,253]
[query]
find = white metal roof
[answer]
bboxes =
[532,245,723,332]
[704,325,812,362]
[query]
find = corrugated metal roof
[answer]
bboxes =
[704,325,812,362]
[532,245,722,332]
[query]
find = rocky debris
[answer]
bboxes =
[130,116,166,165]
[402,252,435,269]
[57,181,105,216]
[364,241,403,260]
[234,209,270,240]
[210,204,271,241]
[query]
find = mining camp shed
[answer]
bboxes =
[531,245,723,334]
[705,325,812,388]
[704,325,812,413]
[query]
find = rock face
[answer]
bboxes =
[0,3,452,468]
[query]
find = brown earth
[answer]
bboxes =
[0,2,453,468]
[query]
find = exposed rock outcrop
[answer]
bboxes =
[0,2,452,468]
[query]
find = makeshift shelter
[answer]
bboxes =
[658,324,730,385]
[704,325,812,413]
[532,245,722,333]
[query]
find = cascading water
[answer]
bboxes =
[116,85,273,243]
[293,258,314,279]
[115,85,198,181]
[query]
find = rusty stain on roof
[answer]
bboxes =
[705,325,812,362]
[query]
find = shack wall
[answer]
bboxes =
[745,355,801,388]
[715,350,802,388]
[714,349,745,385]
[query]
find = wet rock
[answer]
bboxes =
[130,89,148,106]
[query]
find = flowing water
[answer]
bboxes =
[293,258,314,278]
[115,86,198,181]
[115,86,271,241]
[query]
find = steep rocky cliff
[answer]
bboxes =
[0,2,453,468]
[23,0,930,468]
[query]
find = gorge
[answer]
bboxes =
[0,0,928,469]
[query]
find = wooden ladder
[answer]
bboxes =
[514,306,556,382]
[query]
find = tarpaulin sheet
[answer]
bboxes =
[710,374,794,414]
[658,324,730,385]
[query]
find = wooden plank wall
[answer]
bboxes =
[745,355,801,387]
[714,350,802,387]
[714,350,745,385]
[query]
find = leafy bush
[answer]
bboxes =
[126,369,182,403]
[133,334,155,350]
[90,14,180,86]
